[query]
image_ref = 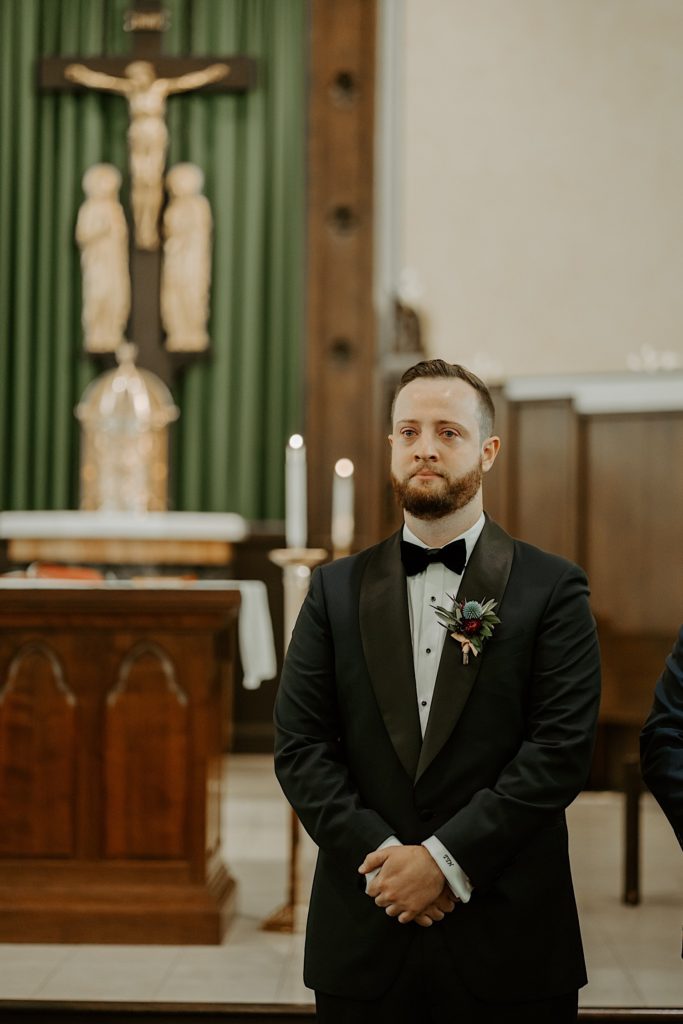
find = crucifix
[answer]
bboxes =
[39,0,256,384]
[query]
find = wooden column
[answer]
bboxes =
[306,0,379,550]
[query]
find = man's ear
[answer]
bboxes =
[481,435,501,473]
[388,434,393,448]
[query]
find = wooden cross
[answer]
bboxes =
[39,0,256,384]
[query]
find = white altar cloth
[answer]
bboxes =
[0,578,275,691]
[0,510,248,541]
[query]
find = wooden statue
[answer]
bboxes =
[75,163,130,353]
[161,163,212,352]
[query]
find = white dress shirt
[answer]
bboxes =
[366,513,485,904]
[404,515,485,737]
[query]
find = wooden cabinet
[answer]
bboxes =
[0,584,240,943]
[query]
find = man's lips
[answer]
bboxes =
[411,470,443,480]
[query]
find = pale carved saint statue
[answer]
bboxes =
[65,59,228,250]
[161,163,212,352]
[75,163,130,353]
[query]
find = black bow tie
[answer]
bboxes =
[400,538,467,577]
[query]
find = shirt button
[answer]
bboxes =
[421,700,427,707]
[426,648,431,654]
[430,596,436,602]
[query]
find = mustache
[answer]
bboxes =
[409,464,445,478]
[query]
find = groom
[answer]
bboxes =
[274,360,601,1023]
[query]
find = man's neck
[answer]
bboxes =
[403,499,483,548]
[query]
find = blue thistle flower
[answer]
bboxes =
[462,600,484,619]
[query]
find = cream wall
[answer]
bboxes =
[399,0,683,378]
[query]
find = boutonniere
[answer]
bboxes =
[434,597,501,665]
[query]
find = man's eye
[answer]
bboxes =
[402,429,416,438]
[442,430,457,439]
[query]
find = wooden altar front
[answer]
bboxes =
[0,581,240,944]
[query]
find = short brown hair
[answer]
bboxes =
[392,359,496,439]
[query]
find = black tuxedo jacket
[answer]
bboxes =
[274,517,601,1003]
[640,626,683,850]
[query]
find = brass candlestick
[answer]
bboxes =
[261,546,328,934]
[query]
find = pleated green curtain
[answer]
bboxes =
[0,0,305,518]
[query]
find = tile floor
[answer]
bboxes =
[0,754,680,1008]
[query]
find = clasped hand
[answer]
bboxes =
[358,845,458,927]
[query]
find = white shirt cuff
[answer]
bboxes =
[364,835,402,894]
[422,835,473,904]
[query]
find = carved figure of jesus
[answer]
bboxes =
[75,163,130,352]
[65,59,228,250]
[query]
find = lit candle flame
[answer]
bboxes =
[334,458,354,478]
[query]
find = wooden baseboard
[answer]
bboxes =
[580,1013,683,1022]
[0,867,236,945]
[0,1003,680,1023]
[0,1004,314,1024]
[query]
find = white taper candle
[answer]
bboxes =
[331,458,354,554]
[285,435,307,549]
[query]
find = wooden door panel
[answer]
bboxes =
[105,643,188,859]
[0,643,76,856]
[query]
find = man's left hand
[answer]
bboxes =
[359,845,445,923]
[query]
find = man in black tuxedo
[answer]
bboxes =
[640,627,683,850]
[274,360,601,1023]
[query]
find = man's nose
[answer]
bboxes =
[414,433,438,460]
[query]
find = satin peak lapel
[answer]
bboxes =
[360,532,422,779]
[415,517,515,782]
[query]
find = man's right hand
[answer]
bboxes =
[414,883,459,927]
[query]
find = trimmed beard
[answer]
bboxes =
[391,459,483,521]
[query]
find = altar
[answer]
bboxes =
[0,578,245,944]
[0,508,278,943]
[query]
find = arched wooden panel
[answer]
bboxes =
[0,643,76,856]
[105,642,188,858]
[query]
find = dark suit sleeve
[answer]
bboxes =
[640,627,683,850]
[273,567,395,870]
[436,564,601,890]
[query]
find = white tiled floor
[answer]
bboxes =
[567,791,683,1006]
[0,754,681,1008]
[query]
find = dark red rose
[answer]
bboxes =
[463,618,481,635]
